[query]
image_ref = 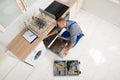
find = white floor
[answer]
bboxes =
[5,10,120,80]
[26,10,120,80]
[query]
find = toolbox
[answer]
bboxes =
[54,60,81,76]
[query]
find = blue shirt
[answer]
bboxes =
[56,20,82,44]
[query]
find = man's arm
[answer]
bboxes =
[64,24,78,55]
[44,29,58,39]
[64,43,74,55]
[64,35,77,56]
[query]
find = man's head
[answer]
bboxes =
[56,18,67,28]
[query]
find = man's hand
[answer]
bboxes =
[64,49,69,56]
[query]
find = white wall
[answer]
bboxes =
[82,0,120,27]
[0,0,54,52]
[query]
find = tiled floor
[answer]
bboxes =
[12,10,120,80]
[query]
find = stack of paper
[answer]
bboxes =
[23,30,38,44]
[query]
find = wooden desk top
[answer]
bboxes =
[7,22,55,61]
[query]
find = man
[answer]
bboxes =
[46,18,84,56]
